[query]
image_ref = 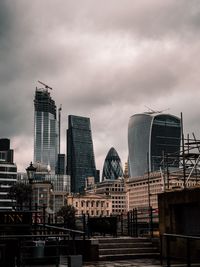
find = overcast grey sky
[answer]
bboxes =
[1,0,200,173]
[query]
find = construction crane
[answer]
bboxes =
[58,104,62,155]
[38,80,53,90]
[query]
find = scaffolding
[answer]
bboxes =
[160,132,200,190]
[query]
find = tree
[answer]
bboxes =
[8,183,32,210]
[57,205,76,229]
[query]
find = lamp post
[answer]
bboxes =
[26,162,36,210]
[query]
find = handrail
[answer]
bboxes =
[40,224,85,236]
[163,233,200,240]
[0,234,70,239]
[161,233,200,267]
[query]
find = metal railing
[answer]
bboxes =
[0,224,85,267]
[118,207,159,237]
[161,233,200,266]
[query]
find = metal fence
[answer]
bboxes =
[118,207,159,237]
[0,225,85,267]
[74,206,159,238]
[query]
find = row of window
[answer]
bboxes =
[76,201,109,208]
[81,210,110,216]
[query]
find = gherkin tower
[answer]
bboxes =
[102,147,123,181]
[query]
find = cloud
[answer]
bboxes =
[0,0,200,173]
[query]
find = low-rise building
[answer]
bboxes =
[85,178,126,215]
[126,171,200,210]
[67,193,112,217]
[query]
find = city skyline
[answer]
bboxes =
[1,1,200,173]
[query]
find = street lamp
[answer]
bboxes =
[26,162,36,184]
[26,162,36,210]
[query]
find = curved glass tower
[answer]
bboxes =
[102,147,123,181]
[128,113,181,177]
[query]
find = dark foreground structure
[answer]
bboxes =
[159,187,200,266]
[0,206,160,267]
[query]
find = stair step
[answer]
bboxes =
[95,237,160,261]
[99,242,153,249]
[98,237,151,243]
[99,247,158,255]
[99,252,160,261]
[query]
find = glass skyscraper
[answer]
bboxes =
[128,113,181,177]
[34,88,58,172]
[102,147,123,181]
[67,115,97,193]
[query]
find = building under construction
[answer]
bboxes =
[34,83,58,172]
[126,131,200,211]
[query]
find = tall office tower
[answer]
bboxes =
[102,147,123,181]
[56,154,66,175]
[128,113,181,177]
[0,138,17,210]
[67,115,97,193]
[34,88,58,172]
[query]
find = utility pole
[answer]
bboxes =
[181,112,186,189]
[58,105,62,155]
[147,152,151,209]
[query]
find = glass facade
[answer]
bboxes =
[67,115,97,193]
[128,113,181,177]
[56,154,66,175]
[102,147,123,181]
[151,115,181,171]
[34,89,58,172]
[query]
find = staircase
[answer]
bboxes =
[97,237,160,261]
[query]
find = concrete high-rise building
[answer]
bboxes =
[0,138,17,210]
[67,115,97,193]
[34,88,58,172]
[102,147,123,181]
[128,112,181,177]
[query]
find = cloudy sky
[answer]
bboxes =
[1,0,200,173]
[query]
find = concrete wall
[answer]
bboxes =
[158,187,200,261]
[158,187,200,236]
